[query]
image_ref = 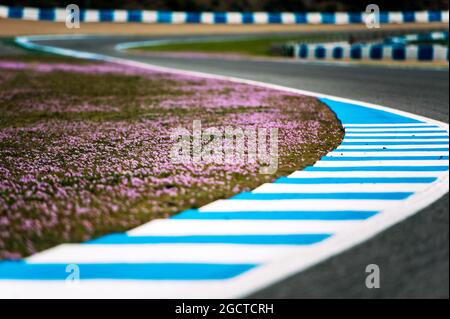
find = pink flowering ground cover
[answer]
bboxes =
[0,55,344,260]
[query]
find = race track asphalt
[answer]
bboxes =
[34,35,450,298]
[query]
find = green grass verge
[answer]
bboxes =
[134,34,341,57]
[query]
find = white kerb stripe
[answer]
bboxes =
[83,10,99,22]
[54,8,66,22]
[281,12,296,24]
[253,12,268,24]
[128,219,361,236]
[0,281,255,299]
[253,183,431,193]
[434,46,448,61]
[336,145,449,150]
[27,244,309,264]
[306,12,322,24]
[314,160,448,167]
[335,12,349,24]
[442,11,449,23]
[388,11,404,23]
[414,11,429,23]
[200,199,402,212]
[345,128,444,132]
[113,10,128,22]
[23,7,39,20]
[200,12,214,24]
[172,12,187,23]
[142,10,157,23]
[227,12,242,24]
[343,139,449,142]
[328,151,449,157]
[0,5,8,18]
[288,170,447,178]
[346,133,448,137]
[343,123,432,127]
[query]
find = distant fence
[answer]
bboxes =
[282,32,449,62]
[0,6,449,24]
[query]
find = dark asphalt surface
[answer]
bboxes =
[34,35,450,298]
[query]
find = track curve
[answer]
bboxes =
[4,34,450,298]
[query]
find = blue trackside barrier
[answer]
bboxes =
[285,31,449,62]
[0,6,448,24]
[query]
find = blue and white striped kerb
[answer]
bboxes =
[0,94,448,298]
[287,33,449,62]
[384,31,449,45]
[0,6,449,24]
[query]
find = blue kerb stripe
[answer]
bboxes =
[8,7,23,19]
[379,12,389,23]
[79,9,86,22]
[417,34,433,42]
[299,44,308,58]
[392,45,406,60]
[321,12,336,24]
[305,166,449,172]
[418,45,434,61]
[333,47,343,59]
[0,261,256,280]
[87,233,331,245]
[315,46,326,59]
[348,12,362,23]
[295,13,307,23]
[322,156,449,161]
[428,10,442,22]
[38,8,55,21]
[370,45,383,59]
[275,177,437,184]
[268,12,282,23]
[341,141,449,145]
[127,10,142,22]
[350,45,362,59]
[336,148,449,152]
[172,209,378,220]
[99,10,114,22]
[402,11,416,22]
[186,12,201,23]
[242,12,254,23]
[157,11,172,23]
[214,12,227,23]
[232,192,413,200]
[321,98,421,124]
[345,136,449,140]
